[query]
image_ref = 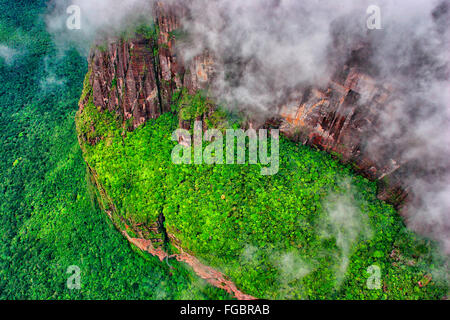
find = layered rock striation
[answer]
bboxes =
[81,1,215,131]
[76,0,432,299]
[80,1,407,206]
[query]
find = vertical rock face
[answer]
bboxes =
[80,1,407,205]
[278,65,406,204]
[154,1,185,110]
[81,1,216,131]
[88,38,161,129]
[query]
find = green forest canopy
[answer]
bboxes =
[77,94,448,299]
[0,0,228,300]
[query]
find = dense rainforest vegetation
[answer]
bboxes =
[77,88,448,299]
[1,0,448,300]
[0,0,229,299]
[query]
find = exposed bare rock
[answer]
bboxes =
[278,66,407,205]
[76,0,450,300]
[126,231,256,300]
[81,1,216,132]
[80,1,408,206]
[154,1,185,109]
[88,38,161,130]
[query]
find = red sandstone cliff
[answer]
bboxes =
[75,0,450,300]
[83,1,215,130]
[80,1,407,206]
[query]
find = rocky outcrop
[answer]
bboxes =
[81,1,216,131]
[78,0,431,299]
[86,161,255,300]
[81,1,408,206]
[278,65,407,205]
[126,232,256,300]
[88,37,161,130]
[78,2,255,299]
